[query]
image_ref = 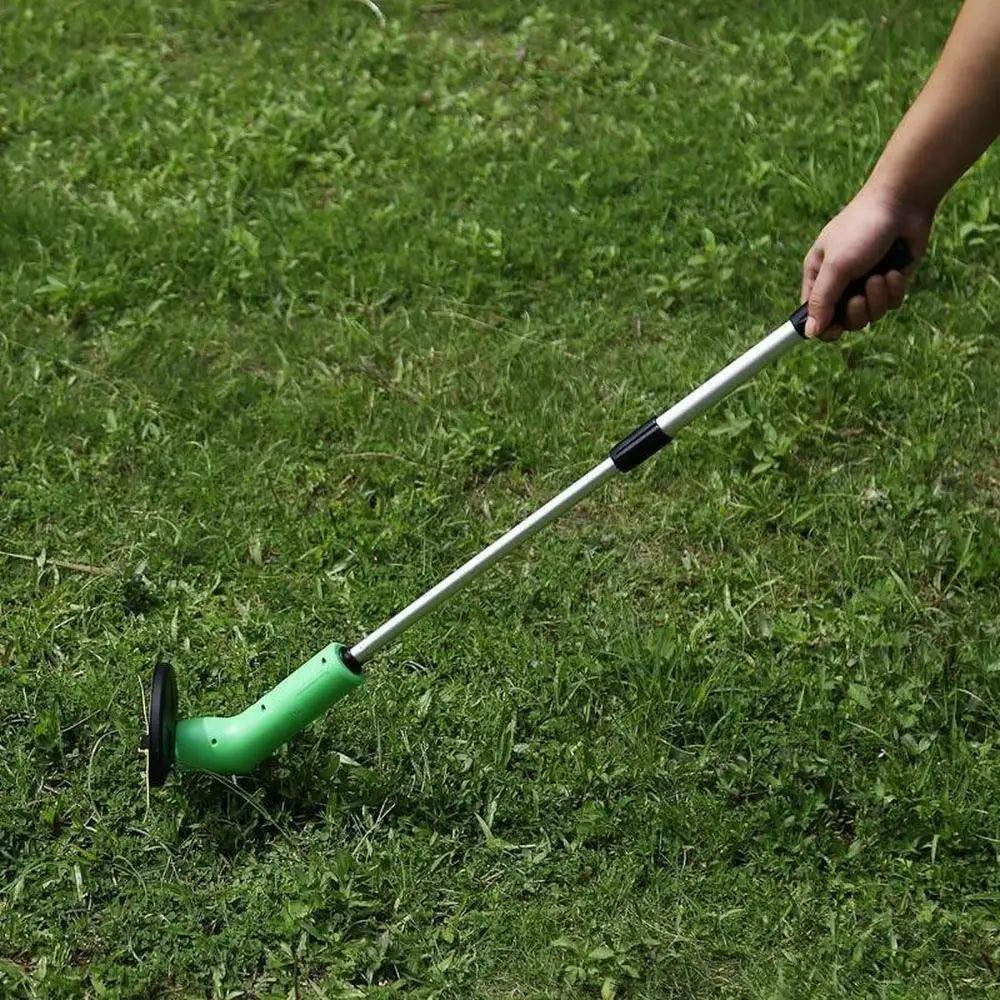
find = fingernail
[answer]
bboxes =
[804,316,817,337]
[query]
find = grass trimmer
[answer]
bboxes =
[142,240,911,786]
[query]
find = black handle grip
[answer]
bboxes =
[789,238,913,336]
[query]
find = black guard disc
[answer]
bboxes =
[143,661,178,787]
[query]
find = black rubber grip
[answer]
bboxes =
[789,238,913,336]
[610,418,672,472]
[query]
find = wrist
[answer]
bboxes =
[861,168,940,221]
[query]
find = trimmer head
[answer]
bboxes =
[141,661,178,787]
[141,643,364,785]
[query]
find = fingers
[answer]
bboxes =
[885,269,907,309]
[843,294,871,331]
[805,264,910,340]
[861,275,888,325]
[838,273,905,333]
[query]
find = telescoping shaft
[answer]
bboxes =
[151,239,911,785]
[347,320,800,665]
[347,239,912,666]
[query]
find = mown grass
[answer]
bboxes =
[2,1,998,996]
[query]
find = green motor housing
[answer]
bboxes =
[174,643,364,775]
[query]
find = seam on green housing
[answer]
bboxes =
[173,643,364,774]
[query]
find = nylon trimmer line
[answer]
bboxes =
[142,239,912,786]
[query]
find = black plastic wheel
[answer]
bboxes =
[143,661,178,787]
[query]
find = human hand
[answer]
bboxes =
[800,187,933,340]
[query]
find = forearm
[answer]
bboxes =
[866,0,1000,212]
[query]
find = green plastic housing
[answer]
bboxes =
[174,642,364,775]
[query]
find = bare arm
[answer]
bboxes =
[802,0,1000,340]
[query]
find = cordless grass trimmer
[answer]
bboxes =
[142,240,911,786]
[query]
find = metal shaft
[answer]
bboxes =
[655,321,800,435]
[348,319,801,665]
[349,458,618,663]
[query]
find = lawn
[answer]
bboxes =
[2,0,999,996]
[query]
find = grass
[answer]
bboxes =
[1,0,999,996]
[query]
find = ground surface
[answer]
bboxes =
[2,1,999,996]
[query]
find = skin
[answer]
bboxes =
[802,0,1000,340]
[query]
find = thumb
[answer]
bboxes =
[805,257,847,338]
[800,245,822,303]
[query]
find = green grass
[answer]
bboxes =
[2,0,999,996]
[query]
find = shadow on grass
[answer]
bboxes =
[171,736,409,853]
